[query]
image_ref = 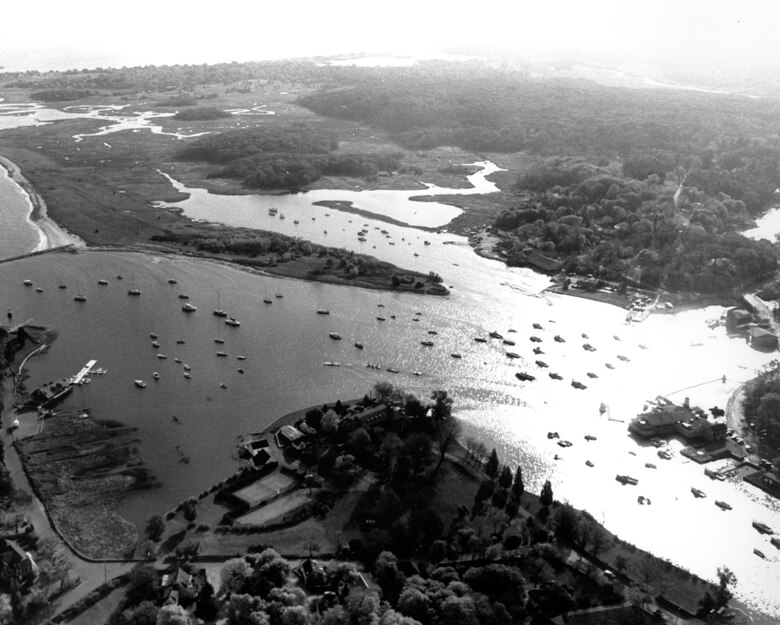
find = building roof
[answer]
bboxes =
[749,327,776,339]
[279,425,304,442]
[553,603,664,625]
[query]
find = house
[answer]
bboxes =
[277,425,305,448]
[251,449,271,467]
[628,404,694,438]
[297,558,328,592]
[725,308,752,331]
[161,567,205,606]
[748,327,777,350]
[0,539,36,587]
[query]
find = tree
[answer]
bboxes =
[540,480,553,507]
[485,449,499,479]
[715,566,737,606]
[220,558,252,595]
[510,466,524,500]
[156,604,193,625]
[145,514,165,542]
[498,466,513,489]
[552,506,580,545]
[430,390,460,473]
[175,539,200,561]
[182,498,198,525]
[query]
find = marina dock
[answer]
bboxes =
[70,359,97,385]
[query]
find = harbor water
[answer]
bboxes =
[0,108,778,618]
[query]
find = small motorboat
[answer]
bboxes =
[150,333,158,339]
[450,353,462,359]
[238,368,244,374]
[752,521,774,535]
[428,330,438,335]
[554,335,565,343]
[533,346,544,354]
[176,340,185,344]
[657,450,672,460]
[156,354,168,359]
[23,280,33,286]
[754,548,766,559]
[214,338,225,344]
[549,372,563,380]
[474,337,487,343]
[74,294,87,302]
[220,383,227,389]
[530,336,542,343]
[583,343,596,352]
[386,368,399,374]
[585,460,594,467]
[644,462,656,469]
[168,279,177,284]
[584,434,597,441]
[183,372,191,379]
[263,297,272,304]
[98,279,108,285]
[571,380,587,390]
[557,440,572,448]
[506,352,520,359]
[420,340,434,347]
[515,372,535,382]
[489,331,503,340]
[216,351,228,357]
[376,316,386,321]
[535,360,548,368]
[182,303,197,312]
[547,431,559,439]
[183,364,191,371]
[127,288,141,296]
[691,487,706,498]
[237,355,247,361]
[617,354,630,362]
[134,380,146,388]
[354,342,364,349]
[715,500,732,511]
[587,372,599,379]
[502,339,516,346]
[152,341,160,348]
[605,363,615,369]
[329,332,342,340]
[225,317,240,327]
[532,323,543,330]
[616,475,638,486]
[323,362,340,367]
[178,294,189,299]
[275,293,283,299]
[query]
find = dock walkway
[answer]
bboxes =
[70,359,97,385]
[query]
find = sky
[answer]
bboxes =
[2,0,780,71]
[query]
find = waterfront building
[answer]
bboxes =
[747,326,778,350]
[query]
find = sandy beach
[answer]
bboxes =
[0,155,86,251]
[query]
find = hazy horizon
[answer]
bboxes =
[2,0,780,75]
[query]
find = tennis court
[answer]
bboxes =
[233,471,295,506]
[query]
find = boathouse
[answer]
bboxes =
[747,326,777,350]
[277,425,305,448]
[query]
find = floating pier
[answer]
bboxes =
[70,359,97,385]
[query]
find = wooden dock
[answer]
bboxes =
[71,359,97,385]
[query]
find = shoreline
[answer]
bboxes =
[0,154,86,251]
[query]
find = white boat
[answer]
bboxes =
[182,303,197,312]
[225,317,240,327]
[134,379,146,388]
[329,332,342,340]
[157,354,168,359]
[183,364,191,371]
